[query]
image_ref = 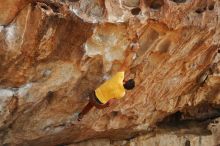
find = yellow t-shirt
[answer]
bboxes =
[95,72,125,104]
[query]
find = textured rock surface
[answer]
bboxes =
[0,0,220,146]
[70,134,215,146]
[71,117,220,146]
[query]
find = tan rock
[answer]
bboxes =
[0,0,30,25]
[70,134,215,146]
[0,0,220,146]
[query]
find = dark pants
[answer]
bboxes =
[78,91,109,120]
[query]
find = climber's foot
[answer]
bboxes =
[78,113,83,121]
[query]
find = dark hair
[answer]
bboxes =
[123,79,135,90]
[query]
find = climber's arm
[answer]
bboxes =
[119,52,134,71]
[119,43,139,72]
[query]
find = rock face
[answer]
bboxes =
[0,0,220,145]
[70,134,216,146]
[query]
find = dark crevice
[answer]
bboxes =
[111,111,119,117]
[49,3,60,13]
[208,4,214,10]
[185,140,191,146]
[41,4,49,10]
[157,103,220,135]
[195,7,206,14]
[157,116,212,135]
[45,91,54,104]
[56,143,69,146]
[172,0,187,3]
[32,0,61,13]
[68,0,80,2]
[194,2,208,14]
[31,1,37,7]
[131,7,141,15]
[149,0,164,10]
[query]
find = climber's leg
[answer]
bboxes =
[78,91,96,121]
[78,91,111,121]
[78,101,94,121]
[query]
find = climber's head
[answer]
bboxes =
[123,79,135,90]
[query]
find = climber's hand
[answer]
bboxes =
[77,113,83,121]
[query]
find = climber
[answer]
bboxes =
[78,42,138,121]
[77,74,135,121]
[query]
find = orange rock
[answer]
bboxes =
[0,0,219,146]
[0,0,30,25]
